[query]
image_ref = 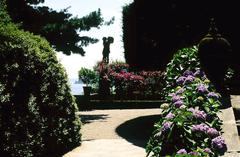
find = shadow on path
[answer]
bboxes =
[80,114,109,124]
[116,114,161,148]
[233,108,240,137]
[219,94,232,109]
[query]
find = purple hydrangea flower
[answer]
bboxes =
[176,76,186,85]
[166,112,175,119]
[211,136,227,150]
[193,110,207,120]
[192,124,209,133]
[192,124,219,138]
[207,92,219,99]
[203,148,213,154]
[177,149,187,154]
[172,95,181,102]
[162,122,172,132]
[184,75,195,84]
[188,108,207,120]
[183,70,194,77]
[174,100,184,108]
[188,107,195,112]
[188,151,198,156]
[196,84,208,94]
[207,128,219,137]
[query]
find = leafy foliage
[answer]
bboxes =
[78,67,99,92]
[108,60,130,73]
[146,70,226,157]
[0,0,11,24]
[93,61,165,99]
[146,45,227,156]
[122,0,240,71]
[78,67,97,85]
[0,11,81,156]
[122,3,136,66]
[164,46,200,95]
[164,46,233,96]
[6,0,112,55]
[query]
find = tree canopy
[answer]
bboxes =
[6,0,113,55]
[122,0,240,71]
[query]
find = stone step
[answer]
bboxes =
[218,107,240,156]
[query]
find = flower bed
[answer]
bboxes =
[146,70,227,156]
[93,61,165,99]
[146,46,228,156]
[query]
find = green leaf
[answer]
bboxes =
[204,106,210,113]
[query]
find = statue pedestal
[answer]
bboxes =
[98,77,110,99]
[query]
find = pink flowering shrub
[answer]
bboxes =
[138,71,165,97]
[109,71,145,96]
[110,70,164,99]
[108,61,129,73]
[94,61,164,99]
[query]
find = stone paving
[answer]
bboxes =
[63,96,240,157]
[63,109,162,157]
[63,139,146,157]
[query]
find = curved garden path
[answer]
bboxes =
[63,109,162,157]
[63,95,240,157]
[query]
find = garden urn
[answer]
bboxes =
[198,18,232,94]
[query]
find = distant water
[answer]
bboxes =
[69,78,84,95]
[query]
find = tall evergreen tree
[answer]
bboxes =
[122,0,239,71]
[6,0,113,55]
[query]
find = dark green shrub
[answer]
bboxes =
[0,13,81,157]
[122,3,136,68]
[122,0,240,71]
[78,67,99,93]
[0,0,10,24]
[78,67,98,86]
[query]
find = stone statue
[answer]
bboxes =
[102,36,114,63]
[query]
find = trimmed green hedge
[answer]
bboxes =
[0,7,81,157]
[122,3,136,67]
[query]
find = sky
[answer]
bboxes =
[42,0,133,78]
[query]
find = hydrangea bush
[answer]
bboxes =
[146,70,227,157]
[164,46,234,96]
[164,46,200,96]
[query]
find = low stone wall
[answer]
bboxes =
[74,95,165,110]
